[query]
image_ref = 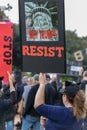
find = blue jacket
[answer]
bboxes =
[36,104,83,130]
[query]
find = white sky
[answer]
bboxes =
[0,0,87,37]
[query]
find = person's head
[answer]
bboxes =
[83,71,87,80]
[60,82,86,120]
[27,77,33,85]
[22,76,29,84]
[13,70,21,83]
[45,74,51,83]
[32,74,39,85]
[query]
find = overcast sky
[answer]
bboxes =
[0,0,87,37]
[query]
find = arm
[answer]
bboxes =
[34,73,46,108]
[7,71,15,92]
[34,74,70,121]
[2,72,16,109]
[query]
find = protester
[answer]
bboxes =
[56,73,64,105]
[15,75,29,129]
[16,75,29,103]
[21,74,40,130]
[78,70,87,130]
[0,72,16,130]
[34,73,86,130]
[1,84,17,130]
[21,73,57,130]
[77,67,84,85]
[50,76,58,105]
[44,74,57,105]
[23,77,33,108]
[79,71,87,91]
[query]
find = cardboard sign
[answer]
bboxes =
[19,0,66,73]
[0,22,13,83]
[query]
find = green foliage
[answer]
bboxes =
[60,76,77,82]
[66,30,82,52]
[66,30,87,65]
[0,9,7,20]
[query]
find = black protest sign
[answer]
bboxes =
[19,0,66,73]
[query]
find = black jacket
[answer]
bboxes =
[79,80,87,91]
[0,91,16,130]
[1,86,17,121]
[24,84,40,117]
[77,75,87,91]
[24,83,57,117]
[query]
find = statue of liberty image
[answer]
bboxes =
[25,1,58,41]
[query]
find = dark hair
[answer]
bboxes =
[46,74,51,81]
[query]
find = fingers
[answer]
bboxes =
[39,73,46,79]
[7,71,13,82]
[39,73,45,77]
[39,73,46,85]
[7,71,10,76]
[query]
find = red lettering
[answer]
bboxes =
[22,45,30,55]
[47,30,53,39]
[40,31,48,39]
[30,46,37,56]
[37,46,44,56]
[48,47,55,57]
[29,30,57,39]
[29,30,38,39]
[51,30,57,37]
[44,46,48,56]
[56,47,64,57]
[22,45,64,58]
[4,59,11,65]
[40,30,57,39]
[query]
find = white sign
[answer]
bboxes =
[71,66,82,72]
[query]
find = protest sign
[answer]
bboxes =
[19,0,66,73]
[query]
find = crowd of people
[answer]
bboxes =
[0,68,87,130]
